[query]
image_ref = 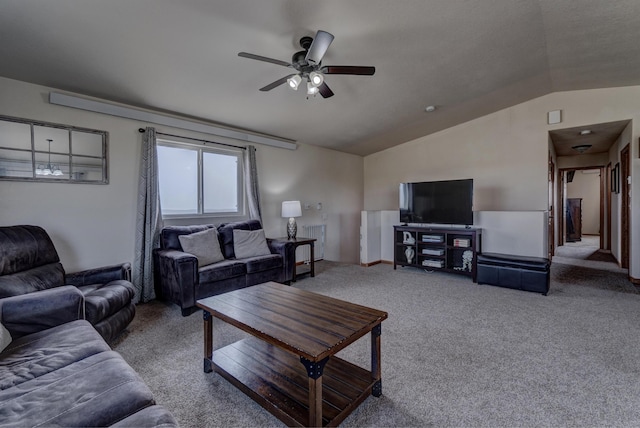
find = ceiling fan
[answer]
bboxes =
[238,30,375,98]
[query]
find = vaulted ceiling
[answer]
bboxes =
[1,0,639,156]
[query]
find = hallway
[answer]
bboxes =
[553,235,625,273]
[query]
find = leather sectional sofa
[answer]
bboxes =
[0,225,135,343]
[0,286,177,427]
[154,219,295,316]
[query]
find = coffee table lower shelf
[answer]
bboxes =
[210,337,376,427]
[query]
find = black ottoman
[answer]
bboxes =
[477,253,550,295]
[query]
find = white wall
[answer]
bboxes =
[0,77,364,271]
[476,211,547,258]
[360,211,381,264]
[364,86,640,279]
[360,210,399,264]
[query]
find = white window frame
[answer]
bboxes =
[157,138,245,219]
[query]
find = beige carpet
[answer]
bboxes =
[113,261,640,427]
[553,235,625,274]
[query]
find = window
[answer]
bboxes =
[157,140,243,217]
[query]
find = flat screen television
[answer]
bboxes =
[399,179,473,225]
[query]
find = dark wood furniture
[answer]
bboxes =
[393,225,482,282]
[270,236,316,281]
[197,281,388,427]
[566,198,582,242]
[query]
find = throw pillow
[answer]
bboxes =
[0,323,12,353]
[178,228,225,267]
[233,229,272,259]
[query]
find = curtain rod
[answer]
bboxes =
[138,128,246,150]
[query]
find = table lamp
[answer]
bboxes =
[282,200,302,239]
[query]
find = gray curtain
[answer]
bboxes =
[244,145,262,221]
[133,127,163,303]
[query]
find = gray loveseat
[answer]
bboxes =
[154,220,295,316]
[0,286,177,427]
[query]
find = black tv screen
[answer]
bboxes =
[399,179,474,225]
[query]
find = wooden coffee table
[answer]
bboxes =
[197,281,388,427]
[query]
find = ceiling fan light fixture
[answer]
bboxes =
[306,81,319,95]
[287,75,302,90]
[309,71,324,87]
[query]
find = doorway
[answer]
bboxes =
[555,166,618,268]
[559,167,605,248]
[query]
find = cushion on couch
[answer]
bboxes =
[0,263,65,298]
[199,259,246,283]
[160,224,215,251]
[218,219,263,259]
[0,225,61,275]
[243,254,283,273]
[0,350,155,427]
[0,319,110,390]
[178,227,225,267]
[233,229,271,259]
[78,280,136,325]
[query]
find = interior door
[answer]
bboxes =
[559,170,566,246]
[548,153,555,258]
[621,144,630,269]
[606,162,612,251]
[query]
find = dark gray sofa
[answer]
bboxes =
[0,286,177,427]
[154,220,295,316]
[0,225,135,343]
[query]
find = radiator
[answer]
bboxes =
[301,224,325,263]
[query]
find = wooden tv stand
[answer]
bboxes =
[393,225,482,282]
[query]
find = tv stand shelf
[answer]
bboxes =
[393,225,482,282]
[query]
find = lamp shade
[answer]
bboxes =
[282,200,302,218]
[287,75,302,90]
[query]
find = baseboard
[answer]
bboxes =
[630,276,640,286]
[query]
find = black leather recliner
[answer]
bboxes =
[0,225,135,342]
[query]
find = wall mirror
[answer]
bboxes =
[0,115,108,184]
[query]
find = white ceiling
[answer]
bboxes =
[1,0,639,156]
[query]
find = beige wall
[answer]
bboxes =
[0,77,364,271]
[364,86,640,279]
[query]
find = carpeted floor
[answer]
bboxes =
[553,236,625,274]
[113,261,640,427]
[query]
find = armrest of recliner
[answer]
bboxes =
[267,239,296,283]
[0,286,84,340]
[153,249,198,311]
[66,262,132,286]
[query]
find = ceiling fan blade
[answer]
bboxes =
[321,66,376,75]
[259,74,295,91]
[305,30,334,64]
[318,82,334,98]
[238,52,292,68]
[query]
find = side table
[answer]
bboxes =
[270,237,316,282]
